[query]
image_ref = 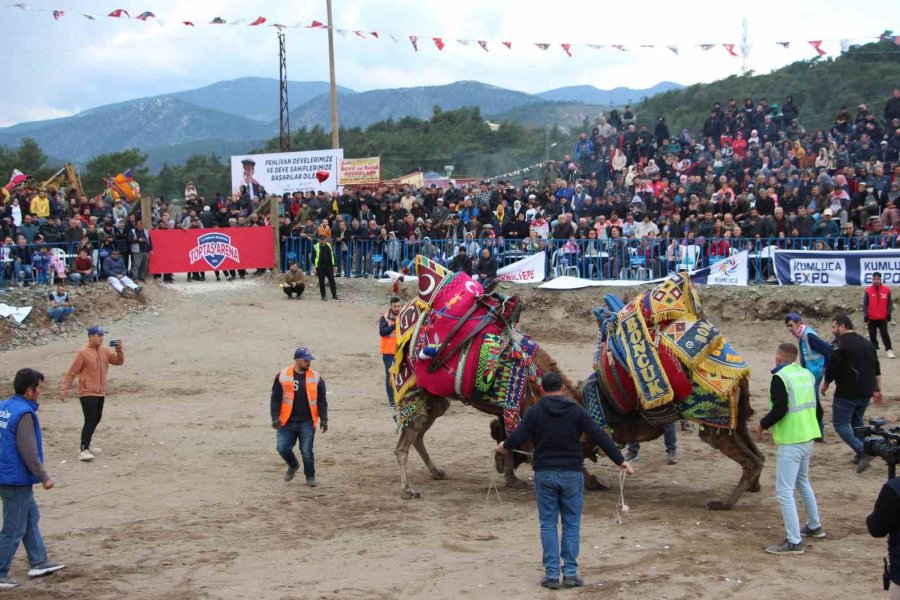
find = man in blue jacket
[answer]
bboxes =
[0,369,65,589]
[497,372,634,589]
[784,312,831,440]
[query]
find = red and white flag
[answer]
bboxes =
[182,21,194,26]
[308,20,325,28]
[249,16,266,26]
[724,44,739,57]
[52,10,64,20]
[433,37,445,50]
[107,9,129,18]
[808,40,826,55]
[370,31,379,38]
[561,43,572,57]
[502,41,511,49]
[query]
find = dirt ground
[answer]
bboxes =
[0,276,898,600]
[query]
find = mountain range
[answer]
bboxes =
[0,78,682,169]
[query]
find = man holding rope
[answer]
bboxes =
[497,371,634,590]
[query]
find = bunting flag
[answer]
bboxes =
[308,20,325,28]
[136,11,155,21]
[210,17,225,24]
[81,13,95,20]
[840,39,851,53]
[502,41,511,49]
[457,39,470,46]
[409,35,418,51]
[433,37,444,50]
[561,43,572,57]
[612,45,626,51]
[666,45,678,55]
[478,40,488,52]
[699,44,714,51]
[535,43,549,50]
[249,16,266,26]
[808,40,826,55]
[182,21,194,26]
[107,9,129,18]
[389,35,397,43]
[12,3,26,9]
[777,41,790,49]
[587,44,605,50]
[640,44,655,48]
[370,31,379,38]
[724,43,739,57]
[336,29,348,37]
[271,23,287,30]
[52,9,63,20]
[353,30,365,38]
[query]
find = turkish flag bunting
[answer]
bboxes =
[182,21,194,26]
[52,10,64,20]
[502,41,511,49]
[409,35,418,52]
[724,44,739,57]
[354,30,365,38]
[433,37,445,50]
[107,9,129,18]
[249,16,266,26]
[808,40,826,55]
[309,20,325,28]
[370,31,379,38]
[561,43,572,57]
[478,40,488,52]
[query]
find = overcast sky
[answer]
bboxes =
[1,0,895,126]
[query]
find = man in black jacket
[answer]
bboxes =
[448,246,473,275]
[474,248,498,289]
[822,314,883,473]
[867,475,900,598]
[497,372,633,590]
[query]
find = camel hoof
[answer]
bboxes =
[401,489,422,500]
[584,475,611,492]
[706,500,732,511]
[505,477,531,489]
[749,481,761,493]
[431,468,446,480]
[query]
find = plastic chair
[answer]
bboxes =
[551,249,579,278]
[676,245,702,272]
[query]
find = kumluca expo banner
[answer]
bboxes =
[773,248,900,286]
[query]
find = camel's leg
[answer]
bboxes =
[503,452,530,488]
[699,428,765,510]
[395,425,421,500]
[583,466,611,491]
[412,417,445,481]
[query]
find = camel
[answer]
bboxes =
[393,261,763,510]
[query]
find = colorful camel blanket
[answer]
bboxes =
[593,273,749,430]
[392,256,539,432]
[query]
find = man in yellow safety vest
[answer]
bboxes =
[756,342,824,555]
[379,296,401,408]
[270,347,328,487]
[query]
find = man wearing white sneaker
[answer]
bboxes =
[60,326,125,461]
[0,369,65,588]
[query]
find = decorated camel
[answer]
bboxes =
[392,258,763,510]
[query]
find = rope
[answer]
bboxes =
[615,468,630,524]
[485,448,533,506]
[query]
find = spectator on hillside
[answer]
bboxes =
[474,247,498,289]
[69,249,94,285]
[102,249,141,297]
[47,284,75,324]
[449,246,473,275]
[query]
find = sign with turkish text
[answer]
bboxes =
[496,251,546,284]
[230,149,344,196]
[773,248,900,286]
[148,227,274,274]
[338,157,382,185]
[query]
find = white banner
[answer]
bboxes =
[497,252,545,284]
[695,250,750,286]
[539,275,606,290]
[230,149,344,196]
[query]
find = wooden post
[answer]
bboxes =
[326,0,340,149]
[140,195,152,227]
[270,194,281,271]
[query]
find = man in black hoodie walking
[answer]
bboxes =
[497,372,634,590]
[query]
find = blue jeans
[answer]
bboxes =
[12,262,31,283]
[832,396,869,455]
[382,354,395,407]
[534,470,583,579]
[775,441,821,544]
[276,420,316,480]
[628,421,676,454]
[0,485,47,577]
[47,306,74,323]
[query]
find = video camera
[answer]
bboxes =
[854,418,900,477]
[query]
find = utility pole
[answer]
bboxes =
[278,32,291,152]
[740,18,749,75]
[326,0,340,149]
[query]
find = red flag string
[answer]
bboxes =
[477,40,488,52]
[249,16,266,26]
[433,37,445,51]
[561,43,572,57]
[808,40,826,55]
[502,41,511,49]
[107,9,129,18]
[724,43,739,57]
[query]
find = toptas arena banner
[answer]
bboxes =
[149,228,274,274]
[230,149,344,196]
[773,248,900,286]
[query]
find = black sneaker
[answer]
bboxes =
[540,576,561,589]
[855,454,872,474]
[562,574,584,588]
[306,478,318,488]
[765,540,804,555]
[28,560,65,577]
[284,465,299,482]
[800,525,826,538]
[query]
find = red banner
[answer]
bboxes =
[149,227,274,274]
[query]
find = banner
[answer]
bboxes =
[691,250,749,286]
[230,149,343,196]
[497,252,545,284]
[339,157,381,185]
[148,227,274,274]
[773,248,900,286]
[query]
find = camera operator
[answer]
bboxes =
[867,474,900,598]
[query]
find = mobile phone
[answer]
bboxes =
[109,340,119,347]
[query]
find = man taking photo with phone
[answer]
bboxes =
[60,326,125,461]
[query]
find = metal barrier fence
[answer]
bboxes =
[282,234,900,283]
[0,241,110,286]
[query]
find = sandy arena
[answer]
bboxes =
[1,277,897,600]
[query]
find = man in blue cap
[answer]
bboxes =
[784,312,831,440]
[270,347,328,487]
